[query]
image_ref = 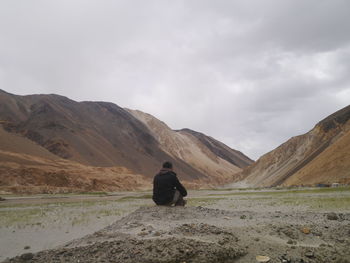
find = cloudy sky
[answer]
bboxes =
[1,0,350,160]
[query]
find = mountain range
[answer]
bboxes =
[1,89,349,193]
[0,89,253,193]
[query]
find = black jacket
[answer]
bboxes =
[152,169,187,205]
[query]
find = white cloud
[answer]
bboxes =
[1,0,350,160]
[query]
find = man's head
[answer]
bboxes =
[162,161,173,169]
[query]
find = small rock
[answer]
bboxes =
[312,230,322,236]
[305,251,314,258]
[24,246,30,250]
[0,197,5,201]
[20,253,34,260]
[145,225,155,231]
[280,254,292,263]
[327,213,339,220]
[287,239,293,244]
[223,216,231,220]
[218,239,226,245]
[301,227,311,234]
[256,255,270,262]
[153,231,161,237]
[137,231,148,237]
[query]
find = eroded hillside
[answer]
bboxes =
[236,105,350,187]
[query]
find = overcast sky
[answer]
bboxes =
[1,0,350,160]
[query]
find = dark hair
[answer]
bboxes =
[162,161,173,169]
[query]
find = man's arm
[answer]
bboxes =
[152,176,158,203]
[174,175,187,197]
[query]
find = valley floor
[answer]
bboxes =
[1,187,350,262]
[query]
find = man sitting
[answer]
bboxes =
[152,161,187,206]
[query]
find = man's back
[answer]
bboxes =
[152,168,187,205]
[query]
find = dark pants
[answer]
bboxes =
[167,190,186,206]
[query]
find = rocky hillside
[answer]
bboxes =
[127,109,253,184]
[236,105,350,187]
[0,126,150,194]
[0,89,252,192]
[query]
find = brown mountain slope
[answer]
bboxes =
[179,128,254,168]
[0,150,150,194]
[0,89,251,189]
[236,105,350,187]
[0,126,149,193]
[0,90,207,181]
[0,126,58,160]
[126,110,253,184]
[282,125,350,186]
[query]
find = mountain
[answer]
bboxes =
[0,125,149,193]
[126,109,253,185]
[0,89,252,193]
[235,105,350,187]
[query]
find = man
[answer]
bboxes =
[152,161,187,206]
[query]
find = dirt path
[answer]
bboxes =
[1,187,350,262]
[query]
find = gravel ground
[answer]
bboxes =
[1,188,350,262]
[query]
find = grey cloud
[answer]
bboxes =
[1,0,350,160]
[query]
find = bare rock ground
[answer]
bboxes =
[3,204,350,263]
[1,188,350,262]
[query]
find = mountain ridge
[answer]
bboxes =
[0,90,252,193]
[126,109,253,185]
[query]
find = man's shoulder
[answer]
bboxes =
[167,171,177,177]
[154,171,177,178]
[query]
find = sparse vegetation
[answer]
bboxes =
[0,195,152,228]
[77,191,109,196]
[280,195,350,210]
[0,208,48,226]
[118,194,152,201]
[1,187,349,229]
[209,186,350,197]
[214,189,350,211]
